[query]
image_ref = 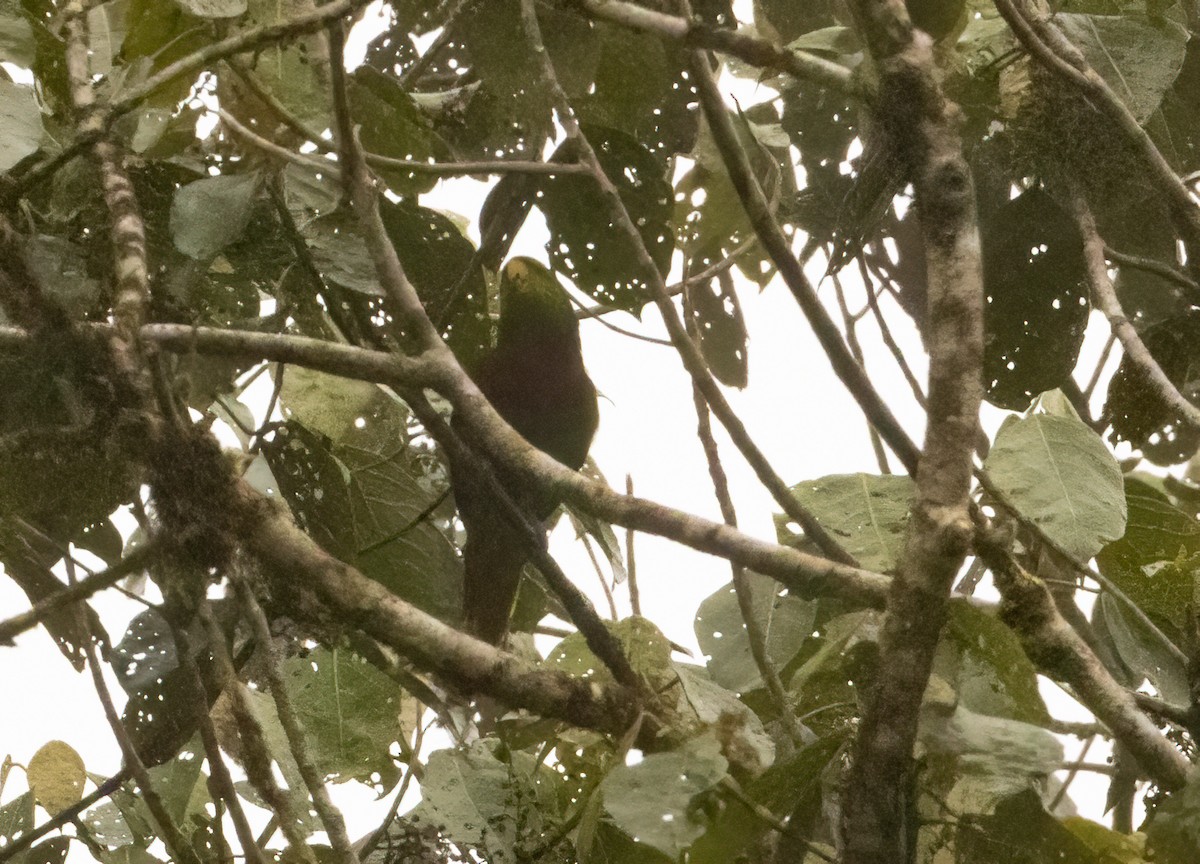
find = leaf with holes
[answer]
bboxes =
[538,126,674,313]
[981,190,1089,411]
[694,573,815,694]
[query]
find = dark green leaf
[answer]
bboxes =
[694,572,814,694]
[0,79,42,171]
[538,125,673,313]
[776,473,914,573]
[170,173,261,260]
[981,190,1089,410]
[1104,311,1200,465]
[1057,12,1187,123]
[1146,768,1200,864]
[938,599,1050,725]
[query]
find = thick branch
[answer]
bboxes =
[233,482,663,738]
[840,3,984,863]
[979,537,1189,791]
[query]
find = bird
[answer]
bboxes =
[450,257,599,644]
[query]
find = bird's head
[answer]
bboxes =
[495,257,580,347]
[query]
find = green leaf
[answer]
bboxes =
[689,735,845,864]
[957,790,1106,862]
[236,0,331,128]
[0,792,35,846]
[538,125,674,313]
[981,189,1089,411]
[414,741,560,861]
[918,703,1063,814]
[349,67,443,196]
[672,665,775,777]
[1093,591,1189,702]
[1146,767,1200,864]
[1063,818,1148,864]
[23,234,101,317]
[172,0,245,18]
[983,414,1126,561]
[269,375,460,616]
[1057,12,1188,123]
[280,646,404,790]
[170,173,261,260]
[0,79,43,171]
[693,572,814,694]
[687,273,749,388]
[938,599,1050,725]
[1103,311,1200,466]
[1096,476,1200,633]
[601,735,728,859]
[0,10,35,66]
[546,617,673,688]
[676,110,778,288]
[776,473,914,573]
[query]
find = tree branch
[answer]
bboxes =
[520,0,860,569]
[1068,189,1200,432]
[563,0,855,94]
[993,0,1200,246]
[978,534,1190,792]
[838,3,984,862]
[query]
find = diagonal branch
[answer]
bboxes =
[977,534,1190,791]
[1067,188,1200,432]
[993,0,1200,246]
[519,0,859,568]
[688,43,922,475]
[563,0,855,94]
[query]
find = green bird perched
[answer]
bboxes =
[451,258,599,644]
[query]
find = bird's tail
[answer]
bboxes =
[462,519,529,645]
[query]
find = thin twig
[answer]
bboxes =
[1048,733,1095,813]
[233,576,361,864]
[625,474,640,616]
[564,0,853,94]
[0,544,156,645]
[1083,332,1117,402]
[581,533,620,620]
[859,255,927,408]
[833,274,890,474]
[1104,246,1200,299]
